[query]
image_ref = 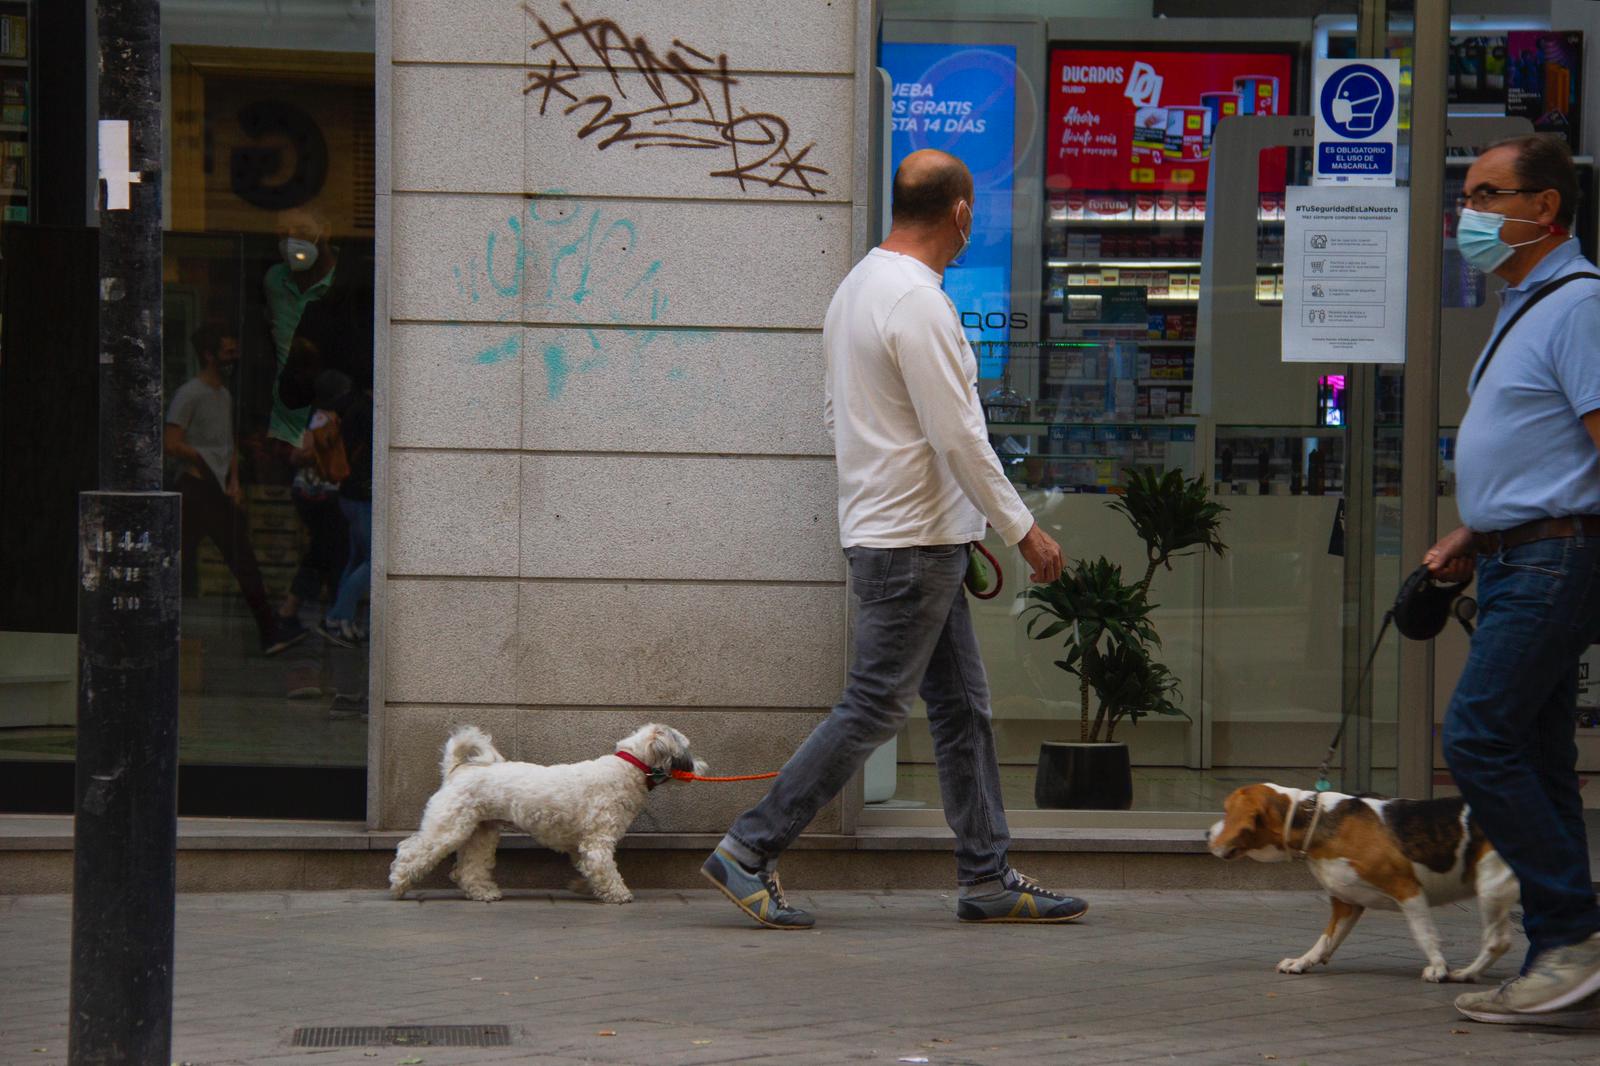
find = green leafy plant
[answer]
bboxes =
[1020,471,1227,743]
[1109,468,1229,594]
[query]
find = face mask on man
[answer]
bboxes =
[953,200,973,264]
[1456,207,1553,272]
[280,237,319,272]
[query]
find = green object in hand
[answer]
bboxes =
[965,548,994,595]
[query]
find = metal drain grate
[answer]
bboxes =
[292,1025,512,1048]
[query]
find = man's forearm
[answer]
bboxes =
[165,440,202,465]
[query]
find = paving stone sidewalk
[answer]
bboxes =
[2,888,1597,1065]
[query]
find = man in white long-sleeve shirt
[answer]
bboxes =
[703,150,1086,929]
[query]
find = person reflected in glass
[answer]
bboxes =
[164,323,307,655]
[263,206,347,635]
[313,370,372,650]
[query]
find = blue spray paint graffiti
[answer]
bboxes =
[448,196,708,405]
[473,334,520,365]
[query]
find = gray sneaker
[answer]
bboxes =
[1511,932,1600,1013]
[956,868,1088,924]
[700,848,814,930]
[1456,981,1600,1028]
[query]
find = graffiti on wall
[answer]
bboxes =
[450,196,666,323]
[448,194,711,405]
[523,2,829,197]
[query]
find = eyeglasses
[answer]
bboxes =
[1455,187,1546,211]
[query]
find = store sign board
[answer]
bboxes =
[1045,48,1293,194]
[1281,186,1408,364]
[881,41,1017,360]
[1313,58,1401,186]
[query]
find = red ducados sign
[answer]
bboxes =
[1047,48,1294,194]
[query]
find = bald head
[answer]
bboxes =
[891,150,973,225]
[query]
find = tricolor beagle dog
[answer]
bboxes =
[1208,783,1518,983]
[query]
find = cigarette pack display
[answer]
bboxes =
[0,15,26,59]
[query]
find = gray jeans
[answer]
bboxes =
[720,543,1012,885]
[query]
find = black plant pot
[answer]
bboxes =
[1034,741,1133,810]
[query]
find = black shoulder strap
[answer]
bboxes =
[1471,271,1600,390]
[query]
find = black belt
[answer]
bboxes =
[1471,515,1600,555]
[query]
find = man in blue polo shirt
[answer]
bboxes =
[1425,135,1600,1025]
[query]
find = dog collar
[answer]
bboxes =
[1283,793,1325,861]
[614,750,667,789]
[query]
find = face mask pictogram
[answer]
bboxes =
[1329,71,1384,131]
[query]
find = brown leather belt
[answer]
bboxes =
[1471,515,1600,555]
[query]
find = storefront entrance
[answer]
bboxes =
[865,2,1600,824]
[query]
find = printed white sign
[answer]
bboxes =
[97,119,140,211]
[1282,186,1409,363]
[1313,59,1401,187]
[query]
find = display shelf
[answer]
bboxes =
[1046,216,1284,227]
[0,0,30,225]
[1046,258,1201,269]
[1048,258,1287,271]
[987,419,1200,434]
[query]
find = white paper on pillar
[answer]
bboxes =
[97,119,141,211]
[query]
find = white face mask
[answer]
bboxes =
[953,199,973,264]
[280,237,319,272]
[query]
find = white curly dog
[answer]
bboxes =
[388,723,705,904]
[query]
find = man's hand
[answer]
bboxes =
[226,480,244,508]
[1017,522,1064,585]
[1423,525,1475,582]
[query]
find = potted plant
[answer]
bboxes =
[1020,469,1228,809]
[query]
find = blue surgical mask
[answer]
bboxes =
[1456,207,1548,272]
[953,199,973,264]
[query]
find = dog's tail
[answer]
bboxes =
[441,725,505,780]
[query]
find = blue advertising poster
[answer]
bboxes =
[879,42,1018,376]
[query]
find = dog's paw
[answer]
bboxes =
[1422,963,1450,983]
[389,883,409,900]
[463,886,502,903]
[1276,958,1311,974]
[566,877,593,897]
[1446,968,1481,984]
[596,890,634,904]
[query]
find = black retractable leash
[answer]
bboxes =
[1311,566,1476,792]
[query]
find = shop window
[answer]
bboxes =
[0,31,375,819]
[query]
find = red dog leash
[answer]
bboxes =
[615,751,777,786]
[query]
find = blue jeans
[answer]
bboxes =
[720,544,1011,885]
[1441,534,1600,966]
[327,498,372,623]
